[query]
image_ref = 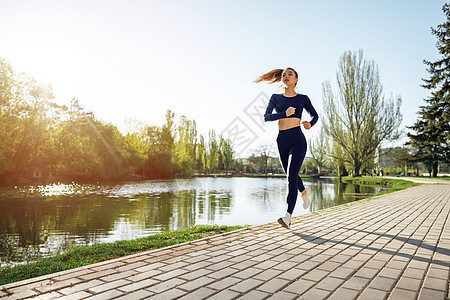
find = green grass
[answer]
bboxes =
[341,176,419,196]
[0,225,248,286]
[412,175,450,181]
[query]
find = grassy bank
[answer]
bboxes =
[341,176,419,196]
[0,225,248,286]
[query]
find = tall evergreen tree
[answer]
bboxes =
[407,3,450,177]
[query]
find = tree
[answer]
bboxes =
[173,115,197,175]
[407,3,450,177]
[219,136,234,175]
[322,50,402,176]
[256,144,273,175]
[195,134,207,172]
[207,129,219,172]
[308,126,330,174]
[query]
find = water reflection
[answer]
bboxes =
[0,177,386,266]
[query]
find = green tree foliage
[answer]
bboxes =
[407,3,450,177]
[195,134,207,173]
[308,126,330,174]
[0,58,240,183]
[219,136,234,175]
[322,50,403,176]
[173,115,197,175]
[207,129,219,172]
[141,110,176,179]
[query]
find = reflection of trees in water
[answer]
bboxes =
[0,177,383,266]
[307,177,382,212]
[0,180,235,266]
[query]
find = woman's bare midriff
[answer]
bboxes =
[278,117,301,130]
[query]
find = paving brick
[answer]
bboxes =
[237,290,270,300]
[206,260,234,271]
[427,266,448,279]
[422,276,447,291]
[328,267,355,279]
[253,269,283,281]
[256,277,290,294]
[37,279,101,294]
[58,291,92,300]
[402,267,426,279]
[296,260,321,271]
[178,276,216,292]
[418,288,446,300]
[114,289,154,299]
[316,260,341,272]
[266,290,297,300]
[396,277,421,292]
[126,269,162,282]
[144,288,187,300]
[153,268,189,281]
[207,289,240,300]
[230,259,259,270]
[178,287,217,299]
[147,278,186,293]
[341,276,370,291]
[283,279,315,294]
[117,278,159,293]
[114,261,149,272]
[358,287,387,299]
[354,267,379,279]
[389,288,418,300]
[300,287,331,299]
[315,276,344,291]
[327,287,359,300]
[378,267,403,279]
[207,267,240,279]
[100,270,137,282]
[88,279,130,294]
[87,289,125,299]
[207,277,240,290]
[369,276,397,291]
[229,278,264,293]
[33,291,64,299]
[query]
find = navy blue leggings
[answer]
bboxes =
[276,126,307,214]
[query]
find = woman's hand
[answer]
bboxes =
[302,121,311,130]
[286,106,296,117]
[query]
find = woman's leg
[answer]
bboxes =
[276,136,291,175]
[286,133,307,214]
[276,134,293,215]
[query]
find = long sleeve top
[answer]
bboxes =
[264,93,319,127]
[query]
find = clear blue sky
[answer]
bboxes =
[0,0,445,158]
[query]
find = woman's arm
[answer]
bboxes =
[264,95,287,122]
[304,96,319,127]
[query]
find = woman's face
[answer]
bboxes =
[282,69,298,87]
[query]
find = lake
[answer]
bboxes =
[0,176,386,266]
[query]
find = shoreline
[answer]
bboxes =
[4,173,448,188]
[0,176,424,285]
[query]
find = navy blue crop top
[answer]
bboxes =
[264,93,319,127]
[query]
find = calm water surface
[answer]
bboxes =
[0,176,386,266]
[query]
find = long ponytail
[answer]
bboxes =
[253,68,284,84]
[253,67,298,90]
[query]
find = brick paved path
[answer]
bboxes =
[1,184,449,299]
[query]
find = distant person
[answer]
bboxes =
[254,67,319,229]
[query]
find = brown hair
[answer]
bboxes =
[253,67,298,88]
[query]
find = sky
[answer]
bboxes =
[0,0,446,158]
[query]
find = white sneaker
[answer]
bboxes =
[277,215,291,229]
[302,188,311,209]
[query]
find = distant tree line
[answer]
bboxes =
[0,58,239,185]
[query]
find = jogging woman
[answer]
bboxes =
[254,67,319,229]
